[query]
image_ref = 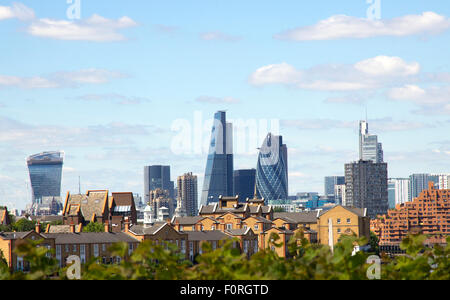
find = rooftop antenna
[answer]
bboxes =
[78,176,81,194]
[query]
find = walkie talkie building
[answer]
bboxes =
[27,151,64,204]
[255,133,288,201]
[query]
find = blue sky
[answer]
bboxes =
[1,0,450,210]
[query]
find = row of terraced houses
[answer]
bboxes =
[0,190,371,272]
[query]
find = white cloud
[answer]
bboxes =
[354,56,420,76]
[200,31,242,42]
[0,69,126,89]
[275,12,450,41]
[27,14,137,42]
[249,56,420,91]
[0,3,35,21]
[387,84,450,114]
[249,63,302,86]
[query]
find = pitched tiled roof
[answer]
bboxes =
[225,228,254,236]
[111,192,135,207]
[172,216,204,225]
[273,212,318,223]
[318,206,366,217]
[186,230,229,241]
[246,216,273,224]
[44,232,139,244]
[64,191,109,221]
[0,231,37,240]
[128,223,169,235]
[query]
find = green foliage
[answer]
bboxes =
[0,233,448,280]
[12,218,36,232]
[369,231,380,255]
[273,207,286,213]
[82,222,105,233]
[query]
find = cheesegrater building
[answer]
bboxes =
[201,111,234,206]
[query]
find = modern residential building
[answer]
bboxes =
[388,178,410,209]
[27,151,64,205]
[255,133,288,201]
[431,173,450,190]
[201,111,234,205]
[324,176,345,198]
[334,184,346,206]
[176,173,198,217]
[371,182,450,253]
[409,174,439,202]
[233,169,256,202]
[144,165,174,203]
[359,121,383,163]
[345,160,389,219]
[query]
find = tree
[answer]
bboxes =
[83,222,105,233]
[369,231,380,255]
[13,218,35,232]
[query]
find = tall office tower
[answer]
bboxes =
[144,165,174,203]
[255,133,288,201]
[345,160,388,219]
[233,169,256,202]
[409,174,439,202]
[359,120,384,163]
[388,178,410,208]
[27,151,64,204]
[324,176,345,198]
[176,173,198,217]
[201,111,234,205]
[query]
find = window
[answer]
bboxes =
[93,244,99,257]
[65,245,69,253]
[226,224,232,230]
[181,240,186,253]
[80,245,86,264]
[73,245,77,252]
[128,243,133,255]
[254,225,259,231]
[192,225,195,231]
[179,225,184,231]
[347,218,351,224]
[243,225,248,230]
[102,244,106,252]
[337,219,341,224]
[211,225,216,230]
[337,229,341,233]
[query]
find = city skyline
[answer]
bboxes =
[1,1,450,211]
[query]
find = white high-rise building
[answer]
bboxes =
[388,178,410,207]
[359,121,383,163]
[431,173,450,189]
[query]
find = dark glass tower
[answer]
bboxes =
[255,133,288,201]
[233,169,256,203]
[27,151,64,204]
[201,111,234,205]
[144,165,174,203]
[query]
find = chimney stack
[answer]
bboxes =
[70,222,75,233]
[104,221,110,233]
[35,221,41,234]
[124,217,130,233]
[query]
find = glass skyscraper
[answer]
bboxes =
[27,151,64,204]
[255,133,288,201]
[324,176,345,197]
[359,120,383,163]
[144,165,174,203]
[201,111,234,205]
[233,169,256,203]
